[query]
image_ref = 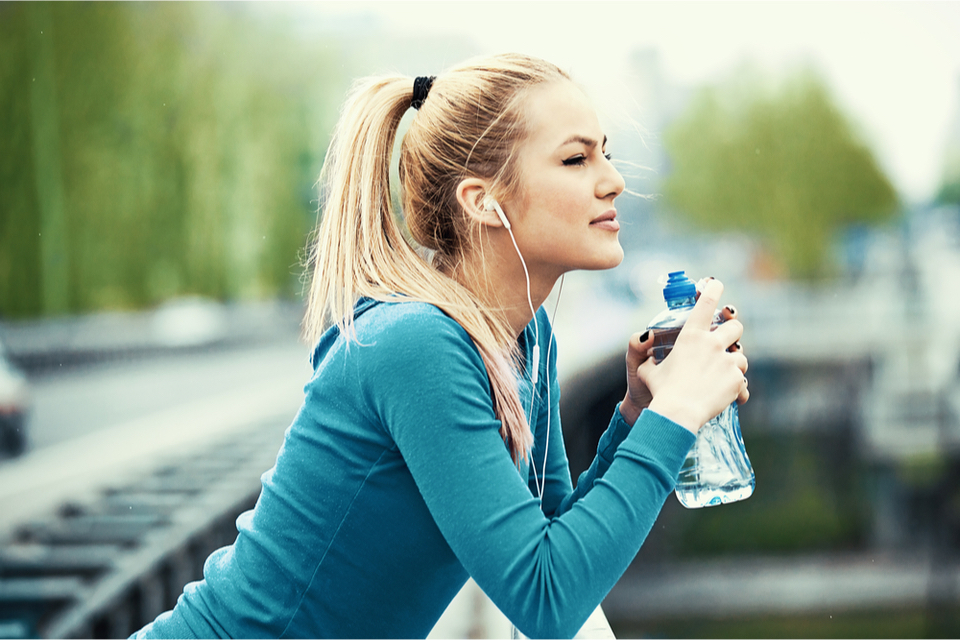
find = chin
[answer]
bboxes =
[583,244,624,271]
[602,253,625,270]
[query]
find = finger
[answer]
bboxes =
[694,276,716,299]
[712,318,744,347]
[737,375,750,405]
[727,340,743,354]
[686,279,724,330]
[721,304,738,322]
[731,351,749,375]
[626,330,654,370]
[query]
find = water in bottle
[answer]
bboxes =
[646,271,755,508]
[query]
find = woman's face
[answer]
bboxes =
[505,80,626,280]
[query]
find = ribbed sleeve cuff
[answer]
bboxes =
[597,403,638,463]
[619,408,696,478]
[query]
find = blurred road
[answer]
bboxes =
[22,341,312,453]
[0,332,310,537]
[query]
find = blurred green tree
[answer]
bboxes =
[935,89,960,206]
[661,66,898,279]
[0,2,337,318]
[935,146,960,206]
[938,180,960,205]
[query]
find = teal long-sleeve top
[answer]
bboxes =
[134,298,695,639]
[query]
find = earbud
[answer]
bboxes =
[483,196,511,230]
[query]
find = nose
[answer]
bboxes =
[597,158,625,200]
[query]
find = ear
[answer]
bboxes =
[456,177,507,229]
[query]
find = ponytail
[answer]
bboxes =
[303,72,539,465]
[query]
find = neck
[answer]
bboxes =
[454,231,560,339]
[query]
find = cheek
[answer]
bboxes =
[519,172,588,229]
[539,183,585,221]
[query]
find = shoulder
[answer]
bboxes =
[347,300,495,420]
[352,299,485,371]
[355,299,471,343]
[308,298,491,404]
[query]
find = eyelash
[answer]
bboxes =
[563,152,613,166]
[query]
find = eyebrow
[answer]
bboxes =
[559,135,607,150]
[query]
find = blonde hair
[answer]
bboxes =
[303,53,570,465]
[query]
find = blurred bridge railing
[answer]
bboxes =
[0,416,288,639]
[0,299,306,639]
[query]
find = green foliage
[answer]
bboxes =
[937,180,960,205]
[0,3,339,317]
[661,66,898,279]
[0,4,44,315]
[935,148,960,206]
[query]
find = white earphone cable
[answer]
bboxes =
[539,273,564,501]
[497,199,563,503]
[503,224,545,500]
[505,226,540,386]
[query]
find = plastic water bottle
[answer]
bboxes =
[646,271,755,508]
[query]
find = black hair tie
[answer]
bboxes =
[411,76,435,111]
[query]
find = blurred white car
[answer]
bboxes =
[0,337,29,457]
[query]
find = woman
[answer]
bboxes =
[134,53,748,639]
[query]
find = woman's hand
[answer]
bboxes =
[638,279,749,433]
[619,331,656,425]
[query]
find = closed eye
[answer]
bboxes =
[562,152,612,166]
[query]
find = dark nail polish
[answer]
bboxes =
[725,305,737,316]
[639,330,650,343]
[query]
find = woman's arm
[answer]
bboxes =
[362,305,694,638]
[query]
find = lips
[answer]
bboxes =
[590,210,619,231]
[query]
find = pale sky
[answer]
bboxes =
[289,1,960,204]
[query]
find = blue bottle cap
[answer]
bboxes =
[662,270,696,303]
